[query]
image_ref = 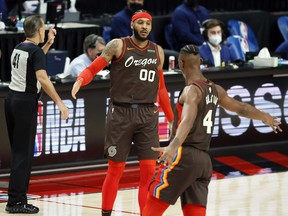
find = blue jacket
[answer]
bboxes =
[111,7,133,39]
[172,3,210,50]
[199,43,232,67]
[0,0,8,22]
[110,7,155,41]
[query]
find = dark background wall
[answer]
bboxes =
[75,0,288,17]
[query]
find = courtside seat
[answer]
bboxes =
[227,19,259,52]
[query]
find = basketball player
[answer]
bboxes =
[142,44,282,216]
[71,10,174,216]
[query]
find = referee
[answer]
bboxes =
[4,15,69,214]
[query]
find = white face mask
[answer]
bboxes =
[208,34,222,46]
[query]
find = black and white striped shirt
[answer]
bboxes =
[9,42,46,94]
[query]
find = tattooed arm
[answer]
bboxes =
[71,39,123,99]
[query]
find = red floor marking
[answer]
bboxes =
[257,152,288,168]
[1,166,141,197]
[212,171,225,179]
[214,156,263,175]
[38,198,141,215]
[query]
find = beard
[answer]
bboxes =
[133,28,149,41]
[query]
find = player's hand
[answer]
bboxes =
[152,145,176,166]
[71,78,83,99]
[263,115,282,133]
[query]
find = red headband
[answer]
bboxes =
[131,12,152,22]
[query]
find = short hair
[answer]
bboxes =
[202,19,225,40]
[23,15,44,38]
[83,34,106,53]
[180,44,199,55]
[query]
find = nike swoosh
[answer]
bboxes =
[127,47,135,51]
[154,109,158,114]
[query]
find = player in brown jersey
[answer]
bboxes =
[142,44,282,216]
[71,10,174,216]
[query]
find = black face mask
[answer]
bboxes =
[185,0,199,8]
[129,2,143,13]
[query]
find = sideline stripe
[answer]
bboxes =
[257,152,288,168]
[214,156,262,175]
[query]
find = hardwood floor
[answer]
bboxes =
[0,169,287,215]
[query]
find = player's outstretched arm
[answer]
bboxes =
[216,84,282,133]
[71,39,123,99]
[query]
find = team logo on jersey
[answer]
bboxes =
[108,146,117,157]
[147,49,155,53]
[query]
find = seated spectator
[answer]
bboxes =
[199,19,232,67]
[110,0,155,41]
[67,34,106,77]
[172,0,210,50]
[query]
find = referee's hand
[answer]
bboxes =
[58,102,69,120]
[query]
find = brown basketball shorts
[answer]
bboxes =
[148,146,212,206]
[104,103,160,162]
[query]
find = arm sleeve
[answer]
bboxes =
[158,69,174,121]
[77,56,108,86]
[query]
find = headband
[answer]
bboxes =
[131,12,152,22]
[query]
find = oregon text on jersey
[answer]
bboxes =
[124,56,158,67]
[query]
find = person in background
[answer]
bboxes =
[0,0,8,23]
[110,0,155,41]
[4,15,69,214]
[172,0,210,50]
[142,44,282,216]
[67,34,106,77]
[71,10,174,216]
[199,18,232,67]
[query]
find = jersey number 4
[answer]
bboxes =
[203,109,213,134]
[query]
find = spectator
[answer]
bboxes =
[172,0,210,50]
[0,0,8,22]
[67,34,106,77]
[199,19,232,67]
[110,0,155,41]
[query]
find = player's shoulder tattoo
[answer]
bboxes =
[102,39,120,58]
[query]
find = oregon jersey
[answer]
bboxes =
[109,37,160,104]
[175,80,218,151]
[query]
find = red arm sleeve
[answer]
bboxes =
[77,56,108,86]
[158,69,174,122]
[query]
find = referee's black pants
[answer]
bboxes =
[5,90,38,205]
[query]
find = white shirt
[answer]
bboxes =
[208,43,221,67]
[67,53,92,77]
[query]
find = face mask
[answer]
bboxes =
[129,2,143,13]
[185,0,199,8]
[208,34,222,46]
